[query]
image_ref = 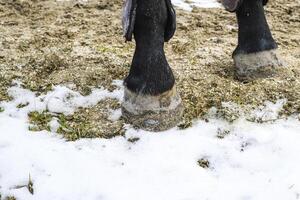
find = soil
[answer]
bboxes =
[0,0,299,139]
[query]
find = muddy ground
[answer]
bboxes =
[0,0,299,140]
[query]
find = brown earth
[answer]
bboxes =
[0,0,299,139]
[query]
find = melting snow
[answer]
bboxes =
[0,82,300,200]
[172,0,221,11]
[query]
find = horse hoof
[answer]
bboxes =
[233,49,283,81]
[122,87,183,132]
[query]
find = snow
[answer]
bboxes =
[57,0,221,11]
[172,0,221,11]
[1,81,300,200]
[2,80,123,118]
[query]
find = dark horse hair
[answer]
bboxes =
[122,0,177,95]
[122,0,278,94]
[234,0,277,55]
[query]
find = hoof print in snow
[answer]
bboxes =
[197,158,210,169]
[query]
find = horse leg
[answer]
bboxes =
[233,0,282,81]
[122,0,183,131]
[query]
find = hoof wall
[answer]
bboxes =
[122,87,183,132]
[234,49,283,81]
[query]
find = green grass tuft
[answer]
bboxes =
[28,111,52,132]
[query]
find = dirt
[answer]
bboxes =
[0,0,299,139]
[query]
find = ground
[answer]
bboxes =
[0,0,300,199]
[0,0,299,139]
[1,87,300,199]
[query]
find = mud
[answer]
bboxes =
[0,0,299,138]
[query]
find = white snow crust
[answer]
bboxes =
[172,0,221,11]
[0,81,300,200]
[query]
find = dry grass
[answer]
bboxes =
[0,0,299,138]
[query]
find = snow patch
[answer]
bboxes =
[172,0,221,11]
[1,83,123,118]
[1,82,300,200]
[108,108,122,121]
